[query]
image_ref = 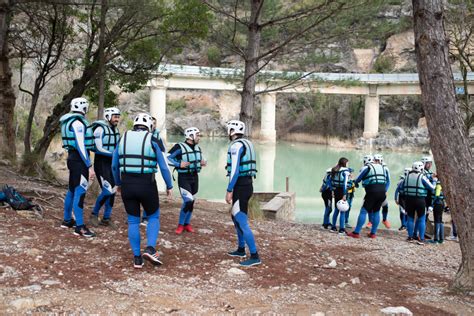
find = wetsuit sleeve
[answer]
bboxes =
[112,147,121,186]
[71,120,91,167]
[384,167,391,192]
[153,141,173,190]
[354,166,369,184]
[422,175,435,192]
[227,142,244,192]
[167,144,182,168]
[394,180,403,201]
[93,126,112,157]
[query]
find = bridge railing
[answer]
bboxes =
[156,64,474,84]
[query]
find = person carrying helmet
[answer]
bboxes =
[112,113,173,268]
[59,97,96,238]
[225,120,261,267]
[320,168,333,229]
[167,127,207,234]
[374,154,391,229]
[89,107,121,228]
[329,157,351,234]
[347,154,388,239]
[419,156,435,239]
[394,167,411,231]
[400,161,435,245]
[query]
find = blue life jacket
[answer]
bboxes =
[90,120,120,152]
[226,138,257,178]
[362,163,386,187]
[177,142,202,173]
[331,167,350,188]
[60,113,94,151]
[402,172,427,197]
[118,130,157,174]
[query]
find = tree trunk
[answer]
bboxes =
[0,0,16,163]
[97,0,107,120]
[32,64,98,162]
[413,0,474,291]
[239,0,262,137]
[23,90,40,155]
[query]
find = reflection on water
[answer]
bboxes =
[162,135,425,227]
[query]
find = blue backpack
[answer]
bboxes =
[2,185,37,210]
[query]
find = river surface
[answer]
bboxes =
[163,136,425,227]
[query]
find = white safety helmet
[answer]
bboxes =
[336,200,350,212]
[403,167,412,177]
[104,107,121,121]
[226,120,245,136]
[133,113,153,131]
[70,97,89,115]
[363,155,374,165]
[412,161,424,173]
[373,154,383,163]
[421,156,433,164]
[184,127,200,140]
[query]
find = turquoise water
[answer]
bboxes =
[163,136,424,227]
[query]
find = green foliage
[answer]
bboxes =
[167,98,187,112]
[373,54,396,73]
[206,45,222,66]
[14,109,42,147]
[21,152,57,181]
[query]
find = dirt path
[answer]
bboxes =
[0,167,472,314]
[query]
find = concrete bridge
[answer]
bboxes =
[148,64,474,142]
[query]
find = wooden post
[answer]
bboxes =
[286,177,289,192]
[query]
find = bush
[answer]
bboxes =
[372,54,396,73]
[167,98,187,113]
[207,45,222,67]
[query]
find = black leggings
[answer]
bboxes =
[405,196,426,218]
[120,173,159,217]
[321,189,332,208]
[232,177,253,215]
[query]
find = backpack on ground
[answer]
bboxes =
[2,185,37,211]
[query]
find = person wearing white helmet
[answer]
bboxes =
[167,127,207,234]
[374,154,391,229]
[225,120,261,267]
[88,107,121,228]
[399,161,435,245]
[320,167,333,229]
[59,97,96,238]
[394,167,412,231]
[112,113,173,268]
[329,157,351,235]
[347,153,389,239]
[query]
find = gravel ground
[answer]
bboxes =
[0,166,472,315]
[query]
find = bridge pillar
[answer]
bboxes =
[149,79,167,140]
[363,85,379,139]
[260,93,277,142]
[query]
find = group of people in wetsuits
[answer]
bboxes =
[320,154,452,245]
[59,97,261,268]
